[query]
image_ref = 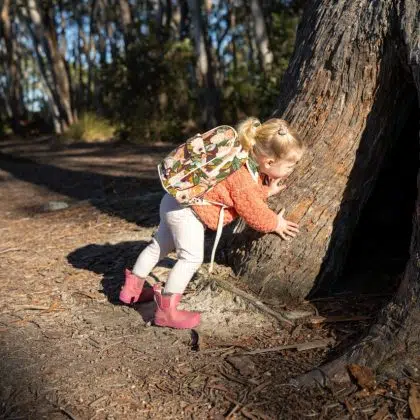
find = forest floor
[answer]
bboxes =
[0,135,416,419]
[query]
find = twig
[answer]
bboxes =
[309,315,371,324]
[11,305,52,311]
[89,395,108,407]
[60,406,80,420]
[0,247,21,255]
[212,276,294,328]
[242,338,334,355]
[224,394,274,420]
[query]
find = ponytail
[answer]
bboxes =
[237,117,261,152]
[237,116,304,159]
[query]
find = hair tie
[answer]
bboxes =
[253,119,261,128]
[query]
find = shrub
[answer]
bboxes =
[63,113,115,143]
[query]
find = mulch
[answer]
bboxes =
[0,136,417,419]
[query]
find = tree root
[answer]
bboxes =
[290,354,352,388]
[291,301,420,388]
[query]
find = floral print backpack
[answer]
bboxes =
[158,125,249,205]
[158,125,254,272]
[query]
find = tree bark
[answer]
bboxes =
[229,0,417,303]
[22,0,75,132]
[118,0,134,52]
[1,0,24,133]
[229,0,420,383]
[178,0,190,40]
[156,0,172,42]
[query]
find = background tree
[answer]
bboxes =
[0,0,303,137]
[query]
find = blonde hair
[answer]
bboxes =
[237,117,304,160]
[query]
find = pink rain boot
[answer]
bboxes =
[119,269,154,304]
[153,284,201,329]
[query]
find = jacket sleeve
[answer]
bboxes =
[228,169,278,233]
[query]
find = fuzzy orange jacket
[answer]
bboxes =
[192,165,278,233]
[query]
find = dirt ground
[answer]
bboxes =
[0,136,416,419]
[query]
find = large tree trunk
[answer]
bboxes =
[230,0,420,383]
[229,0,417,303]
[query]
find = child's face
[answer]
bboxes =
[257,150,303,180]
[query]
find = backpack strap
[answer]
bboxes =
[193,198,226,273]
[193,157,260,273]
[209,205,227,273]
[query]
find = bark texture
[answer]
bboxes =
[294,0,419,385]
[22,0,75,132]
[230,0,417,303]
[1,0,24,133]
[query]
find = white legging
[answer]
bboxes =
[132,194,205,294]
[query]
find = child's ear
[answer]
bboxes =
[264,158,275,168]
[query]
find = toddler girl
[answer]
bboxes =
[119,117,304,329]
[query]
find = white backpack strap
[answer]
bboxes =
[209,205,227,273]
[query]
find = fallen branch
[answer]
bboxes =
[242,338,334,355]
[211,276,294,328]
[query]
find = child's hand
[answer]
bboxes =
[267,178,287,197]
[275,208,299,240]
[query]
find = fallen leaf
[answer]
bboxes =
[409,383,420,419]
[371,403,389,420]
[347,364,376,390]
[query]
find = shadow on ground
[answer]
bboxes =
[0,137,172,227]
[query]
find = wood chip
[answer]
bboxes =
[226,355,258,377]
[371,403,390,420]
[347,364,376,390]
[409,383,420,419]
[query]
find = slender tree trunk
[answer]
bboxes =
[165,0,172,41]
[187,0,220,127]
[156,0,173,42]
[179,0,189,40]
[1,0,24,133]
[245,13,257,74]
[229,0,416,303]
[86,0,98,108]
[250,0,273,72]
[42,2,74,126]
[118,0,133,53]
[23,0,74,132]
